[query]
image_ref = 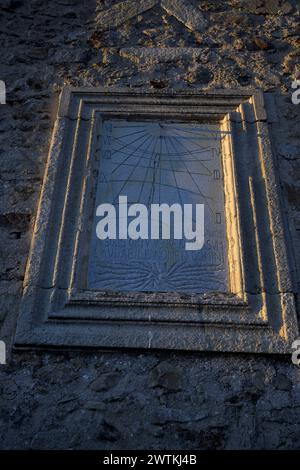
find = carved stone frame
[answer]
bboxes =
[14,88,298,353]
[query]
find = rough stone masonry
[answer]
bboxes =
[0,0,300,449]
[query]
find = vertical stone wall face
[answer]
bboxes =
[0,0,300,449]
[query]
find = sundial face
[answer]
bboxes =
[87,120,228,294]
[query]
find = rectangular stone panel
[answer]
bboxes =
[87,120,228,293]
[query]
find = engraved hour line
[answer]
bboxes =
[147,137,160,205]
[164,131,215,219]
[163,134,198,226]
[111,136,151,182]
[112,125,146,129]
[107,179,213,199]
[158,132,162,202]
[109,132,212,209]
[92,123,228,293]
[112,122,226,141]
[171,130,226,155]
[112,135,153,204]
[91,261,226,290]
[146,136,159,205]
[166,143,213,167]
[171,131,223,146]
[112,132,193,205]
[111,131,148,160]
[110,128,215,159]
[171,135,212,178]
[163,134,201,226]
[107,161,212,176]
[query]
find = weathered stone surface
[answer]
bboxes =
[149,361,183,390]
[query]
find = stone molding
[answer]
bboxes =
[95,0,207,33]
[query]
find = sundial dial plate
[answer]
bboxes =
[88,119,228,294]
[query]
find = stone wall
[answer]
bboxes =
[0,0,300,449]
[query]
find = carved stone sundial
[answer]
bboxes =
[14,88,297,353]
[88,120,228,293]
